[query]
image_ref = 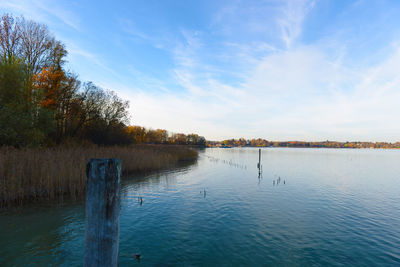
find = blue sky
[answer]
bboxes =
[1,0,400,141]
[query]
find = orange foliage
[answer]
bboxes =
[32,67,65,109]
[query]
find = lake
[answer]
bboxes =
[1,148,400,266]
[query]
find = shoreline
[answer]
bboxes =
[207,146,400,149]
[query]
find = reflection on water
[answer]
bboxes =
[0,202,85,266]
[1,148,400,266]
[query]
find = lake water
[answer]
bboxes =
[1,148,400,266]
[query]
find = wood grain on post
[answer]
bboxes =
[84,159,121,267]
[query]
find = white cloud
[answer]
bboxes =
[121,43,400,141]
[278,0,315,49]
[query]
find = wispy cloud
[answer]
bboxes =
[118,18,150,41]
[68,45,116,75]
[278,0,316,49]
[0,0,81,31]
[115,0,400,141]
[124,40,400,141]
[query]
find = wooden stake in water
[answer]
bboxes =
[257,149,262,178]
[84,159,121,267]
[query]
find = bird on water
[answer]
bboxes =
[135,254,141,261]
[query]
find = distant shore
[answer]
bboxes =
[207,140,400,149]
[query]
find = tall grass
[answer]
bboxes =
[0,145,198,207]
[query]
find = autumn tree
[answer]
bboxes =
[0,58,53,146]
[0,14,58,146]
[155,129,168,144]
[126,126,146,144]
[33,68,80,143]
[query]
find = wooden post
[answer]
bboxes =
[84,159,121,267]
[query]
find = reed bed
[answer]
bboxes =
[0,145,198,207]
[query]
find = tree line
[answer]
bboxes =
[0,14,205,147]
[126,126,205,145]
[207,139,400,149]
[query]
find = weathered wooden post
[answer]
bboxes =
[84,159,121,267]
[257,149,262,178]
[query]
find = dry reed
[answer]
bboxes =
[0,145,198,207]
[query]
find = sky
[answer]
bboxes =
[1,0,400,142]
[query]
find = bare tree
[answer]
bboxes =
[102,90,130,127]
[0,14,21,63]
[18,17,54,75]
[1,14,57,74]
